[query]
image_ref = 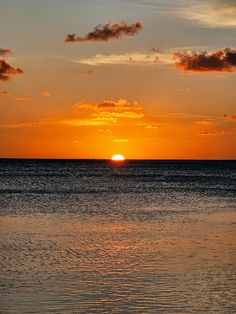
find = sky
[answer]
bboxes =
[0,0,236,159]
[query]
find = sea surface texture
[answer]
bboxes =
[0,159,235,313]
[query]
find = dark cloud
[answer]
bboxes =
[0,59,23,82]
[174,48,236,72]
[224,114,236,121]
[0,48,13,58]
[151,48,162,53]
[65,21,143,43]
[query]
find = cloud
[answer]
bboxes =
[0,59,23,82]
[224,114,236,122]
[174,48,236,73]
[145,124,158,129]
[197,129,226,136]
[113,138,129,143]
[42,91,52,97]
[0,121,44,129]
[0,48,13,58]
[78,51,173,66]
[181,1,236,28]
[74,69,93,75]
[65,21,143,43]
[61,119,108,126]
[0,118,112,128]
[15,96,31,101]
[91,111,144,123]
[98,128,112,133]
[172,87,190,93]
[195,120,214,126]
[0,91,30,100]
[0,90,12,96]
[74,99,144,124]
[72,140,84,144]
[1,98,144,129]
[75,99,142,111]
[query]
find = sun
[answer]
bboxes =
[111,154,125,161]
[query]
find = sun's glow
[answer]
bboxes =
[111,154,125,161]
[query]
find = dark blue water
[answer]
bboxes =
[0,160,235,313]
[0,159,235,217]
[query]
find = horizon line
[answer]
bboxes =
[0,158,235,161]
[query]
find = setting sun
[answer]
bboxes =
[111,154,125,161]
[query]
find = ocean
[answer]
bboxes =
[0,159,235,313]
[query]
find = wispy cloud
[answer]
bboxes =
[0,91,30,100]
[0,121,45,129]
[180,1,236,28]
[78,51,173,66]
[42,91,52,97]
[0,48,13,58]
[0,90,12,96]
[15,96,31,101]
[195,120,214,126]
[65,21,143,43]
[197,129,226,136]
[0,118,113,128]
[113,138,129,143]
[75,99,144,124]
[60,119,111,126]
[74,69,93,75]
[174,48,236,73]
[75,99,142,111]
[145,124,158,129]
[91,111,144,124]
[0,98,145,129]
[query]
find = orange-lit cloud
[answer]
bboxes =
[224,114,236,122]
[74,69,93,75]
[0,90,12,96]
[75,99,142,111]
[0,48,13,58]
[195,120,214,126]
[0,59,23,82]
[60,119,111,126]
[98,128,112,133]
[145,124,158,129]
[113,138,129,143]
[75,99,144,124]
[42,91,52,97]
[0,118,111,128]
[174,48,236,73]
[0,121,44,129]
[91,111,144,123]
[197,129,226,136]
[15,96,31,101]
[65,21,143,42]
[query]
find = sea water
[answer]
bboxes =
[0,159,235,313]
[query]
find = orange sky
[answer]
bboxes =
[0,0,236,159]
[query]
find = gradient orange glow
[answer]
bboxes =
[0,1,235,159]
